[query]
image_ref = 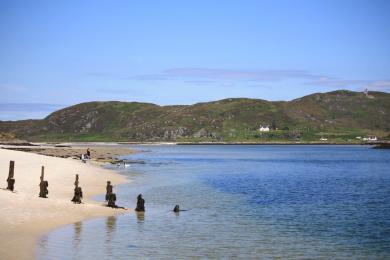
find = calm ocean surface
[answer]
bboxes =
[37,145,390,259]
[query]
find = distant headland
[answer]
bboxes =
[1,90,389,143]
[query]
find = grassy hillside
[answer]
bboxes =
[1,90,389,142]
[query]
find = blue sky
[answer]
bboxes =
[1,0,389,120]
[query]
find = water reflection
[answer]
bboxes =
[73,222,82,249]
[39,237,48,252]
[136,211,145,223]
[105,216,117,256]
[106,216,117,235]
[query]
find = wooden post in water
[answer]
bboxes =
[39,166,49,198]
[7,160,15,191]
[106,181,117,207]
[135,194,145,212]
[74,174,79,188]
[105,181,112,201]
[71,174,83,204]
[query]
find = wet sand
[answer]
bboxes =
[0,148,130,260]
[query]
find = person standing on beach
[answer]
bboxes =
[86,148,91,159]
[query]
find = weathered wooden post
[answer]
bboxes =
[106,181,117,207]
[107,193,117,208]
[135,194,145,212]
[75,174,79,187]
[7,160,15,191]
[105,181,112,201]
[71,174,83,204]
[39,166,49,198]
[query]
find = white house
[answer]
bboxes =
[320,137,328,141]
[258,125,270,132]
[363,136,377,141]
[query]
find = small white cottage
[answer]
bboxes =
[363,136,377,141]
[258,125,270,132]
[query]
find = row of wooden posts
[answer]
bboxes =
[5,160,145,211]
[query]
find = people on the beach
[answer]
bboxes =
[80,149,91,163]
[135,194,145,212]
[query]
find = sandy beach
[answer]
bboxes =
[0,148,129,260]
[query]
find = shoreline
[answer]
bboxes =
[0,143,135,164]
[176,142,380,145]
[2,140,388,148]
[118,141,385,145]
[0,148,131,260]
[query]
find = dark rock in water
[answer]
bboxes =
[111,159,145,165]
[173,205,180,212]
[135,194,145,212]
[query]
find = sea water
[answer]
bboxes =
[37,145,390,259]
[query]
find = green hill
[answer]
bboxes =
[1,90,389,142]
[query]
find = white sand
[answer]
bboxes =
[0,148,128,260]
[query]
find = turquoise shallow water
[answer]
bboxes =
[37,145,390,259]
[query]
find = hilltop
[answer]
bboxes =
[1,90,389,142]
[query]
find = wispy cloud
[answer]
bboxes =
[366,80,390,90]
[184,79,216,85]
[83,72,113,77]
[305,78,390,91]
[128,67,390,92]
[304,78,369,87]
[129,68,325,82]
[129,74,172,81]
